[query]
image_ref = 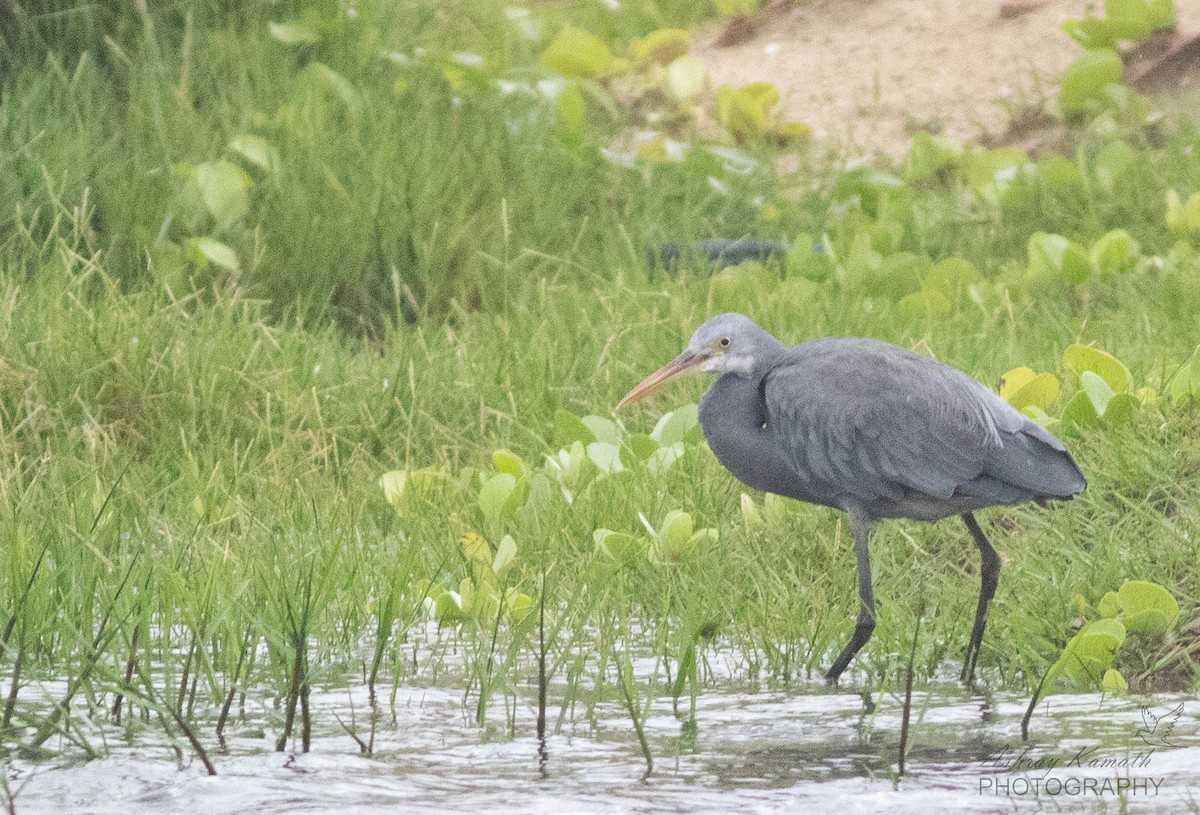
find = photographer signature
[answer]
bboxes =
[1135,702,1184,748]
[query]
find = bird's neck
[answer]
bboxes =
[699,374,793,496]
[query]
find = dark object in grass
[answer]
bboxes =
[647,239,790,271]
[618,313,1086,685]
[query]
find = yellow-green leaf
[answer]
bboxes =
[666,56,706,103]
[556,82,586,138]
[1060,48,1123,115]
[1004,371,1060,411]
[460,532,493,568]
[539,27,612,79]
[1117,579,1180,635]
[1102,668,1128,694]
[628,28,690,67]
[1063,344,1131,392]
[184,237,240,272]
[999,367,1036,399]
[228,135,279,174]
[492,534,517,575]
[269,20,319,45]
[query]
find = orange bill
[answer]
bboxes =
[616,349,705,409]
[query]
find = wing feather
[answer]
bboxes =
[762,338,1081,513]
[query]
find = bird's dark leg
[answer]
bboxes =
[825,510,876,684]
[960,512,1001,684]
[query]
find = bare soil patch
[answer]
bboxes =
[695,0,1200,160]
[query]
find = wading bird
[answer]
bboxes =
[617,313,1086,683]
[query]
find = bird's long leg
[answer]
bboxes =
[825,510,876,683]
[960,512,1001,684]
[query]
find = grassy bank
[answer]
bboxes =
[1,0,1198,765]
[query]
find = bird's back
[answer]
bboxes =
[760,338,1086,521]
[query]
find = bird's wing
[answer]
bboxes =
[762,339,1016,506]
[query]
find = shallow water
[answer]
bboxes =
[8,680,1198,814]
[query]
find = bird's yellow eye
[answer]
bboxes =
[719,337,731,349]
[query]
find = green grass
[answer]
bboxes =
[1,0,1199,766]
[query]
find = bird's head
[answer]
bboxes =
[617,313,784,408]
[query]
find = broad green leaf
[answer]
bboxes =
[507,590,534,621]
[636,134,688,163]
[658,510,694,549]
[1061,390,1100,432]
[628,28,690,66]
[1021,404,1056,428]
[478,473,517,523]
[1004,371,1060,410]
[1105,0,1160,40]
[555,409,595,446]
[649,532,696,564]
[582,415,621,445]
[594,529,642,564]
[492,449,525,478]
[714,0,758,14]
[1090,228,1140,276]
[1166,190,1200,238]
[379,467,450,511]
[1081,370,1116,415]
[302,62,360,108]
[1063,344,1131,392]
[646,441,684,475]
[1166,345,1200,404]
[539,27,612,79]
[1059,49,1123,115]
[586,441,624,473]
[1102,668,1129,694]
[1026,232,1088,283]
[896,289,950,322]
[556,82,586,141]
[269,20,319,45]
[435,591,464,623]
[228,135,279,174]
[1060,240,1092,284]
[666,56,706,103]
[1055,617,1126,685]
[1103,392,1139,425]
[770,121,811,147]
[492,534,518,575]
[460,532,493,568]
[1147,0,1177,29]
[831,166,905,212]
[740,492,762,526]
[967,148,1032,203]
[922,257,980,300]
[1093,140,1136,193]
[195,160,250,229]
[904,131,964,182]
[715,82,781,142]
[1037,155,1084,191]
[1117,579,1180,634]
[624,433,658,462]
[1062,17,1118,49]
[650,403,699,446]
[546,441,590,490]
[1099,591,1120,618]
[865,251,925,301]
[999,367,1036,399]
[184,237,240,272]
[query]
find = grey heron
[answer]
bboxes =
[617,313,1086,683]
